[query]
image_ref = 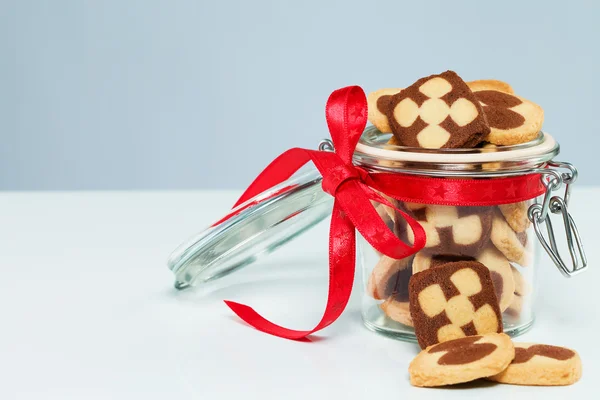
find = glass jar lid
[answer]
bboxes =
[167,168,332,289]
[354,126,559,176]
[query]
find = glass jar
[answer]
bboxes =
[354,126,586,341]
[167,126,587,342]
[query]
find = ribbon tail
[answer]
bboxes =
[224,200,355,340]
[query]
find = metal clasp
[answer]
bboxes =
[528,161,588,277]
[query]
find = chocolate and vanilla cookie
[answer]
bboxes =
[409,333,514,387]
[409,261,503,349]
[384,71,490,148]
[412,247,515,313]
[412,252,475,274]
[472,83,544,146]
[367,78,513,141]
[369,255,415,326]
[396,204,493,258]
[367,255,412,300]
[491,210,530,266]
[488,343,582,386]
[367,88,402,133]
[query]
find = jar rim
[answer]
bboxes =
[353,126,559,175]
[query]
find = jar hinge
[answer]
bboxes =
[528,161,588,277]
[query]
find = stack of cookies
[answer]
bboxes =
[407,260,581,387]
[368,70,544,149]
[364,71,539,330]
[368,201,532,329]
[365,71,582,387]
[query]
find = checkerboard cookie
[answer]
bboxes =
[396,204,493,258]
[488,343,582,386]
[367,255,412,300]
[409,261,503,349]
[472,84,544,146]
[409,333,514,387]
[384,71,490,148]
[412,247,515,312]
[368,79,513,139]
[369,255,414,326]
[413,253,473,273]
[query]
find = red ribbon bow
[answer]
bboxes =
[223,86,426,340]
[222,86,545,340]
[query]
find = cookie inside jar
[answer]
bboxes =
[363,198,536,339]
[356,71,558,341]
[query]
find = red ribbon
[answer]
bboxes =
[223,86,545,340]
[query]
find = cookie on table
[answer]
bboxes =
[472,83,544,146]
[491,210,529,266]
[467,79,514,94]
[409,333,514,387]
[412,247,515,312]
[367,255,412,300]
[488,343,582,386]
[380,297,413,327]
[498,201,531,233]
[409,261,503,349]
[367,88,403,133]
[384,70,490,149]
[396,204,493,258]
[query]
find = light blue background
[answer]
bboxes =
[2,0,598,190]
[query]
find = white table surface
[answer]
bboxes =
[0,188,597,400]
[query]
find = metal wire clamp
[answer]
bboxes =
[528,162,587,277]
